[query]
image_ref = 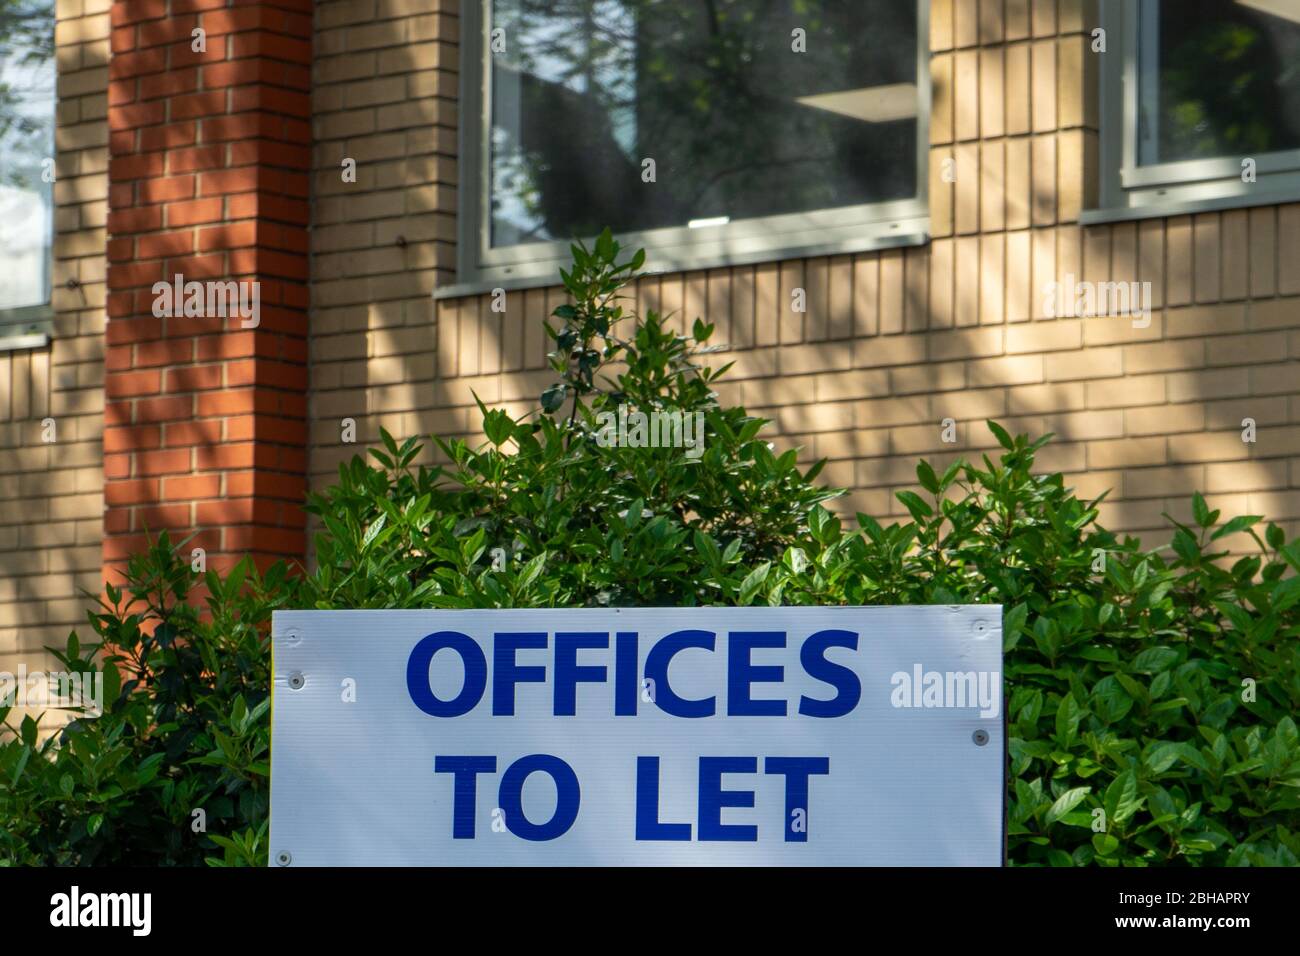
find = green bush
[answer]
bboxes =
[0,541,295,865]
[3,232,1298,865]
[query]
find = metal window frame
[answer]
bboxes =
[0,297,53,341]
[1089,0,1300,223]
[0,302,52,351]
[446,0,930,297]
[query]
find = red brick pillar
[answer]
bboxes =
[104,0,312,585]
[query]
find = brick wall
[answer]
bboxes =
[0,0,110,727]
[308,0,459,504]
[103,0,314,583]
[308,0,1300,555]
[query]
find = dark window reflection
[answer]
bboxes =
[490,0,918,248]
[1140,0,1300,165]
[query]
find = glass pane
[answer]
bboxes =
[488,0,918,249]
[1139,0,1300,165]
[0,0,55,313]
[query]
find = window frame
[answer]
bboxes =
[1090,0,1300,221]
[0,295,54,345]
[0,301,53,337]
[447,0,930,296]
[0,0,56,342]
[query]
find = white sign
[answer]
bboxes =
[269,606,1003,866]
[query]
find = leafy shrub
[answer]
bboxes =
[0,540,295,865]
[306,232,836,610]
[3,232,1297,865]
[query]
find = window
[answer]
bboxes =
[1093,0,1300,219]
[0,0,55,334]
[454,0,928,291]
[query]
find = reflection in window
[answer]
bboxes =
[0,0,55,315]
[488,0,918,248]
[1138,0,1300,165]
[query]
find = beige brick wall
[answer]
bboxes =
[309,0,459,503]
[0,0,108,725]
[309,0,1300,556]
